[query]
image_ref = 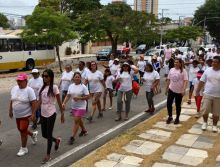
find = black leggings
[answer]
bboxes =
[167,89,183,120]
[41,113,57,155]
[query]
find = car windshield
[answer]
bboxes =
[145,49,159,56]
[101,48,111,52]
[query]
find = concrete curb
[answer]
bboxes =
[41,99,167,167]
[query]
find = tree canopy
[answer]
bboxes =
[194,0,220,42]
[164,26,203,46]
[21,6,77,72]
[0,13,9,29]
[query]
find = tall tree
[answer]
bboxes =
[73,2,156,54]
[194,0,220,42]
[164,26,203,46]
[21,6,77,72]
[0,13,9,28]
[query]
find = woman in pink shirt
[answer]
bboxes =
[165,59,188,124]
[39,69,64,164]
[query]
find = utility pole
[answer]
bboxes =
[160,9,169,48]
[203,16,207,45]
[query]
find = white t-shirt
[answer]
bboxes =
[116,71,133,92]
[61,71,74,91]
[76,68,89,83]
[137,60,146,72]
[206,51,213,60]
[200,67,220,97]
[28,77,43,100]
[109,60,114,67]
[11,86,36,118]
[192,78,203,96]
[105,75,115,89]
[143,71,160,92]
[188,65,200,82]
[110,64,120,76]
[67,83,89,110]
[86,70,104,93]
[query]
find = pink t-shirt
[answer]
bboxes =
[40,85,60,118]
[168,68,188,93]
[164,48,172,60]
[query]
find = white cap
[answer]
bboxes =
[123,62,130,66]
[114,58,119,61]
[31,69,39,73]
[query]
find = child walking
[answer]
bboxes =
[193,70,204,118]
[102,69,115,111]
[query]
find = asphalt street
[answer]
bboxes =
[0,64,168,167]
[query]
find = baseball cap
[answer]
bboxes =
[114,58,119,62]
[31,69,39,73]
[16,73,28,81]
[123,62,130,66]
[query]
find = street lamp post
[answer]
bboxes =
[160,9,169,49]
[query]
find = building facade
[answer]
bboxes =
[134,0,158,17]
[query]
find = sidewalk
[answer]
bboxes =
[72,99,220,167]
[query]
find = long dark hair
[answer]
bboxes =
[39,69,55,97]
[175,58,184,73]
[120,63,131,74]
[73,72,82,84]
[104,68,111,81]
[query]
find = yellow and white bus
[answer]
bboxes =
[0,35,56,70]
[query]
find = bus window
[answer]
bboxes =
[47,45,54,50]
[8,39,22,52]
[24,43,36,51]
[0,39,8,52]
[36,43,47,50]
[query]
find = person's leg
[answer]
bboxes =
[148,91,154,111]
[102,89,107,111]
[72,117,80,138]
[188,82,193,104]
[213,97,220,127]
[146,92,151,110]
[167,89,175,118]
[41,116,48,139]
[116,91,123,120]
[174,93,183,123]
[62,91,67,103]
[16,118,29,148]
[124,90,133,119]
[109,90,113,108]
[200,95,212,130]
[79,118,86,131]
[90,94,96,117]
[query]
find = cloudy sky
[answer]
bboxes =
[0,0,205,20]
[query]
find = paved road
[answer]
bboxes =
[0,66,167,167]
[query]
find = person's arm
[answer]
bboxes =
[196,81,205,96]
[30,100,37,121]
[165,79,170,95]
[182,80,188,96]
[56,94,65,123]
[62,94,71,109]
[84,79,88,86]
[131,65,139,74]
[100,79,106,89]
[9,100,13,118]
[152,79,160,89]
[102,64,109,68]
[73,95,90,101]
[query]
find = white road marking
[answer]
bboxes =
[41,99,167,167]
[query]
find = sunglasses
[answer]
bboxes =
[42,74,49,78]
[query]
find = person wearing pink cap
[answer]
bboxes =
[192,70,204,118]
[9,73,38,157]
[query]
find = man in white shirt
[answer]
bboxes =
[196,56,220,133]
[28,69,43,129]
[206,48,212,60]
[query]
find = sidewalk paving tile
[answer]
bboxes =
[188,123,220,135]
[176,134,199,147]
[163,145,208,166]
[95,160,117,167]
[153,121,181,131]
[120,156,143,166]
[114,163,138,167]
[138,129,171,142]
[152,162,182,167]
[216,155,220,167]
[181,108,197,115]
[123,140,162,155]
[182,102,197,109]
[107,153,126,162]
[197,117,220,126]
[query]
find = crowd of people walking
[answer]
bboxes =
[1,45,220,164]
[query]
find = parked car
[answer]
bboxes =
[136,44,146,54]
[144,49,162,62]
[178,47,190,55]
[96,48,123,61]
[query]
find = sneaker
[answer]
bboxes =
[97,112,103,118]
[201,123,207,131]
[31,131,38,145]
[55,137,61,151]
[86,116,93,123]
[212,126,218,133]
[79,130,88,137]
[174,119,180,125]
[166,117,173,124]
[41,156,51,164]
[68,136,75,145]
[17,147,28,157]
[195,112,202,118]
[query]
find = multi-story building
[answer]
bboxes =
[134,0,158,17]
